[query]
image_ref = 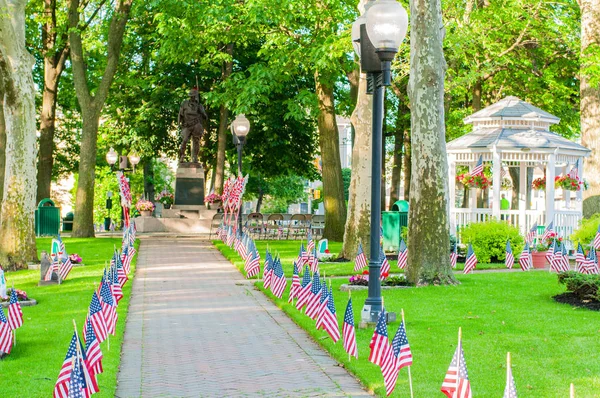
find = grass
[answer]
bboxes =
[215,239,514,277]
[0,237,137,397]
[216,241,600,397]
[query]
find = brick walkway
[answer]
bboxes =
[116,238,369,397]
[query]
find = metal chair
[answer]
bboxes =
[287,214,307,240]
[310,214,325,239]
[246,212,264,239]
[265,213,285,240]
[209,213,224,239]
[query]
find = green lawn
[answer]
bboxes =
[216,242,600,397]
[0,237,137,397]
[215,239,511,278]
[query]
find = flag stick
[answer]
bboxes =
[570,383,575,398]
[348,290,351,362]
[456,327,462,393]
[401,309,414,398]
[11,283,16,346]
[506,352,511,392]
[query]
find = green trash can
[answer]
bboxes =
[35,198,61,237]
[63,212,74,232]
[382,200,410,252]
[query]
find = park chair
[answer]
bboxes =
[310,214,325,239]
[287,214,307,240]
[265,213,285,240]
[246,212,264,239]
[209,213,224,239]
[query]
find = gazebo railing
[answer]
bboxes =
[554,210,581,243]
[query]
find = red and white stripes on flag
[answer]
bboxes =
[320,290,340,342]
[505,240,514,269]
[526,222,538,245]
[441,339,471,398]
[380,246,390,279]
[369,309,390,367]
[288,263,301,303]
[397,239,407,269]
[354,242,368,272]
[518,243,532,271]
[0,308,13,354]
[295,267,313,312]
[343,298,358,358]
[7,289,23,330]
[381,320,413,396]
[450,245,458,269]
[593,224,600,250]
[84,319,103,377]
[463,244,477,274]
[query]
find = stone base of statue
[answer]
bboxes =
[175,162,205,206]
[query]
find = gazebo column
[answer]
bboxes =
[545,152,556,226]
[492,147,501,219]
[576,158,584,210]
[519,161,527,234]
[448,154,456,220]
[470,157,478,222]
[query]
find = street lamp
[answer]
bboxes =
[106,147,118,167]
[231,114,250,233]
[128,152,141,171]
[353,0,408,325]
[106,147,138,231]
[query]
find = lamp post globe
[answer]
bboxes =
[106,147,118,166]
[365,0,409,57]
[232,114,250,234]
[128,152,140,167]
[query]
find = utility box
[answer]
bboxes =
[35,199,60,237]
[382,200,409,252]
[63,212,74,232]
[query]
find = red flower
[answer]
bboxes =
[362,270,369,275]
[381,272,389,278]
[325,249,330,253]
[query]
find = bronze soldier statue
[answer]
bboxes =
[178,88,208,163]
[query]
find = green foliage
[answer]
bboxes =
[247,175,307,214]
[570,213,600,247]
[557,271,600,302]
[342,168,351,202]
[460,220,524,263]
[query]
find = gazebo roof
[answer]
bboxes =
[464,96,560,124]
[446,128,591,154]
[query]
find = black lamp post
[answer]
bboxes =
[231,114,251,233]
[352,0,408,324]
[106,147,140,230]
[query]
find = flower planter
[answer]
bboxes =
[140,210,153,217]
[531,251,548,269]
[163,204,172,209]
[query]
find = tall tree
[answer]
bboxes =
[0,98,5,212]
[214,43,234,194]
[406,0,456,285]
[580,0,600,198]
[68,0,134,237]
[0,0,38,269]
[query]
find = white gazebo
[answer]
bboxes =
[447,96,591,241]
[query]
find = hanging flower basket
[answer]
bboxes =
[501,178,513,190]
[555,175,582,192]
[532,177,546,191]
[457,173,491,190]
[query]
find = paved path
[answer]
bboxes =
[116,238,369,397]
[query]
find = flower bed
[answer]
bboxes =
[456,173,491,189]
[0,288,37,308]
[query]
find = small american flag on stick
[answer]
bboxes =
[369,309,390,367]
[0,307,13,354]
[593,224,600,250]
[450,244,458,269]
[505,240,514,269]
[441,329,471,398]
[518,242,532,271]
[8,288,23,330]
[295,266,313,311]
[463,244,477,274]
[343,297,358,358]
[526,222,538,244]
[381,318,413,396]
[397,239,407,269]
[470,155,483,176]
[354,242,368,272]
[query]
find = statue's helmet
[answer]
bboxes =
[189,88,199,101]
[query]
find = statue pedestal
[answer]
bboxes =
[175,163,205,206]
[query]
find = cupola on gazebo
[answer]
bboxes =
[446,96,591,241]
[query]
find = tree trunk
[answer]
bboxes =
[256,188,264,213]
[0,0,38,269]
[69,0,134,237]
[580,0,600,198]
[214,43,234,194]
[389,129,403,206]
[509,167,519,210]
[315,71,346,241]
[36,0,69,203]
[0,97,5,214]
[340,71,372,259]
[472,79,483,112]
[406,0,456,285]
[403,130,411,200]
[143,159,155,201]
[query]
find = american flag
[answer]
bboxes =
[309,247,319,274]
[586,247,599,274]
[121,246,131,275]
[518,242,532,271]
[470,155,484,176]
[111,268,123,304]
[321,289,340,342]
[88,291,107,343]
[305,272,323,320]
[380,246,390,279]
[115,252,128,287]
[100,281,118,336]
[450,244,458,269]
[397,239,408,269]
[58,253,73,281]
[7,288,23,330]
[307,230,315,253]
[441,341,471,398]
[68,355,87,398]
[245,248,260,278]
[84,318,103,377]
[354,242,368,272]
[296,243,307,268]
[0,307,13,354]
[295,266,313,311]
[568,159,579,179]
[226,226,235,247]
[369,309,390,367]
[503,356,518,398]
[301,242,311,264]
[526,222,538,245]
[545,239,556,264]
[234,232,243,254]
[270,258,287,299]
[342,298,358,358]
[540,222,554,242]
[239,234,249,260]
[505,240,514,269]
[263,250,273,289]
[575,243,587,272]
[463,244,477,274]
[381,321,413,396]
[550,242,570,272]
[315,285,329,330]
[593,224,600,250]
[288,262,301,303]
[54,333,79,398]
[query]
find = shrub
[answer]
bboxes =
[570,213,600,248]
[460,220,524,263]
[557,271,600,302]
